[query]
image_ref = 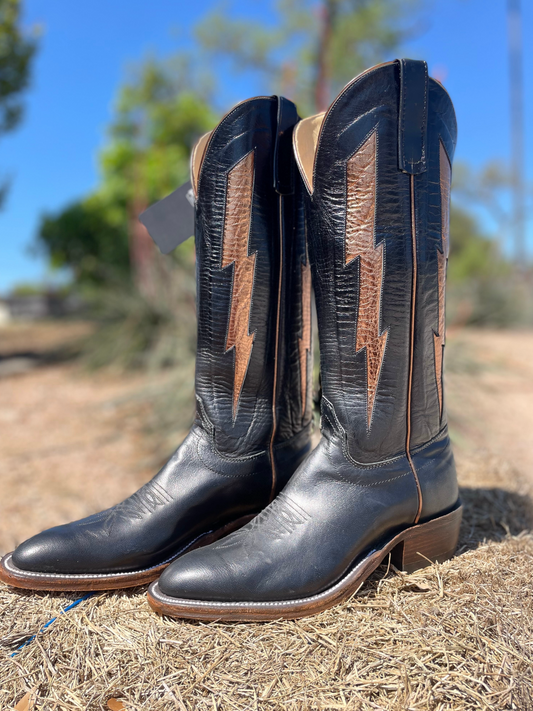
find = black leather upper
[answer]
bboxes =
[194,96,312,458]
[11,97,312,576]
[157,61,460,604]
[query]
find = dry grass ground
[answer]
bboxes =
[1,324,532,710]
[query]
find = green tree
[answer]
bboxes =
[36,55,217,288]
[37,195,129,285]
[100,55,217,210]
[0,0,37,206]
[452,160,533,258]
[195,0,423,113]
[97,57,217,295]
[448,204,503,285]
[447,204,530,327]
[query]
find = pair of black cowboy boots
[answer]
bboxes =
[0,59,461,621]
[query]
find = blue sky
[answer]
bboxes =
[0,0,532,294]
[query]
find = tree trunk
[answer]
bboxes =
[129,198,155,300]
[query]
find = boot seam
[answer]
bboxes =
[193,427,268,464]
[321,396,405,469]
[195,434,267,478]
[195,397,267,461]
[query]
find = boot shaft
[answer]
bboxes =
[193,96,313,458]
[294,60,457,464]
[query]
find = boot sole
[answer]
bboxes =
[0,514,257,592]
[147,504,462,621]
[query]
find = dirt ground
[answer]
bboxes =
[446,328,533,481]
[0,322,532,710]
[0,323,160,554]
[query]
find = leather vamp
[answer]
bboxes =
[158,436,420,601]
[12,428,272,575]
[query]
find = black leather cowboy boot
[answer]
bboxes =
[147,60,462,620]
[0,96,313,591]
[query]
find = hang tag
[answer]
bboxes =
[139,180,195,254]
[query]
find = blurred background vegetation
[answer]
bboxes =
[2,0,532,410]
[0,0,37,208]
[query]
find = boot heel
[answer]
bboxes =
[391,504,462,573]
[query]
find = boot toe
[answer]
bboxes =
[12,530,70,574]
[158,549,243,602]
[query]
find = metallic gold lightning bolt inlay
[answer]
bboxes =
[298,256,312,417]
[222,151,256,420]
[434,141,451,418]
[345,130,388,428]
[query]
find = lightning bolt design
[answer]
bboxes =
[222,151,256,420]
[345,130,388,428]
[434,141,451,418]
[298,256,312,417]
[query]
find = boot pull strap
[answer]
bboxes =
[398,58,428,175]
[273,96,299,195]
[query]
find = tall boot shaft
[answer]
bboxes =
[192,96,313,463]
[293,59,457,463]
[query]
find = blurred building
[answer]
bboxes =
[0,292,82,321]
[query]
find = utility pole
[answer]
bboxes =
[507,0,526,264]
[314,0,336,112]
